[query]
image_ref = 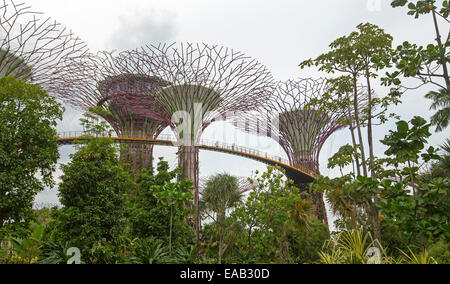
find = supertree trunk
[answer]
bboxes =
[178,145,201,231]
[178,146,199,188]
[120,144,154,176]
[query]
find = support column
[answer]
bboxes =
[178,145,200,229]
[120,144,154,177]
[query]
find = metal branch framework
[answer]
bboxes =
[55,52,171,172]
[237,79,345,173]
[234,78,368,224]
[112,43,276,140]
[237,78,368,173]
[0,0,87,89]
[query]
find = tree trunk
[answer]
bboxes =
[218,210,225,264]
[312,191,329,226]
[169,205,173,256]
[431,9,450,93]
[248,227,254,254]
[281,226,290,264]
[408,161,417,200]
[352,75,368,177]
[368,200,382,248]
[347,94,362,176]
[349,126,361,176]
[365,73,376,178]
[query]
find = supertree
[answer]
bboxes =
[235,78,365,225]
[55,51,171,173]
[0,0,87,88]
[85,43,276,229]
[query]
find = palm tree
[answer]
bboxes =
[439,138,450,171]
[291,199,314,233]
[433,138,450,177]
[425,89,450,132]
[326,188,360,229]
[201,173,242,264]
[421,138,450,180]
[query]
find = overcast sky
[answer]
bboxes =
[30,0,448,219]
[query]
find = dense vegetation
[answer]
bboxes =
[0,1,449,264]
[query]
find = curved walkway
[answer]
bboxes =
[57,132,318,183]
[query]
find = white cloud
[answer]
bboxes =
[106,8,178,51]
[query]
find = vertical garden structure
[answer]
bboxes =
[96,73,171,172]
[56,52,171,173]
[237,78,351,225]
[104,43,275,228]
[0,0,87,86]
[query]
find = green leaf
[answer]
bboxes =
[396,120,409,133]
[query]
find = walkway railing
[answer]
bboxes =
[57,131,319,178]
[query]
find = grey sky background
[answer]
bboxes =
[31,1,448,222]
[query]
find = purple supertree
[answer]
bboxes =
[0,0,87,88]
[129,43,274,187]
[235,78,363,224]
[55,52,170,172]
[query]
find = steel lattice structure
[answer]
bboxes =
[55,43,275,230]
[0,0,87,88]
[55,52,171,172]
[234,78,367,224]
[238,79,346,171]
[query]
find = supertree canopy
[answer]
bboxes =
[55,52,171,172]
[273,79,347,174]
[235,78,353,224]
[131,43,274,187]
[0,0,87,87]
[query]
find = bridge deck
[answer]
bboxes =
[57,133,317,183]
